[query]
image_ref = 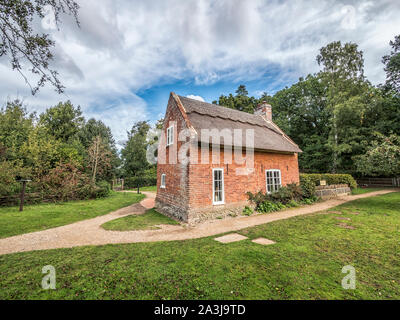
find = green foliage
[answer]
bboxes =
[300,173,357,189]
[0,99,122,205]
[0,160,31,197]
[382,34,400,93]
[247,183,313,213]
[299,174,316,198]
[121,121,151,177]
[242,206,254,216]
[213,85,258,113]
[0,100,34,162]
[354,134,400,177]
[39,101,84,142]
[124,175,157,189]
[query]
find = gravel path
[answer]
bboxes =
[0,189,397,255]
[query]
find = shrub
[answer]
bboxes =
[40,163,111,201]
[257,201,285,213]
[247,182,317,214]
[300,173,357,189]
[242,206,254,216]
[0,160,31,197]
[93,181,111,198]
[300,174,316,198]
[287,199,300,207]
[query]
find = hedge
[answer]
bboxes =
[300,173,357,190]
[124,175,157,189]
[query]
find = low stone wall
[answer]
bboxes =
[187,201,250,225]
[155,199,189,222]
[315,184,351,199]
[155,198,251,225]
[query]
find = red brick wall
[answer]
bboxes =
[187,149,299,209]
[155,95,190,216]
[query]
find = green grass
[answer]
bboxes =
[0,192,399,299]
[140,186,157,192]
[127,186,157,192]
[352,188,385,195]
[102,208,179,231]
[0,192,144,239]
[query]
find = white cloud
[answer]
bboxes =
[1,0,399,143]
[186,95,205,102]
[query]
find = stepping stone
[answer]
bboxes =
[329,211,343,215]
[336,223,355,230]
[214,233,248,243]
[252,238,276,245]
[335,217,351,221]
[349,212,360,215]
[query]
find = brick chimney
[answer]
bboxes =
[255,101,272,121]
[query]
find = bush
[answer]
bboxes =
[300,175,316,198]
[300,173,357,189]
[40,163,111,202]
[0,160,31,197]
[247,182,318,214]
[257,201,285,213]
[93,181,111,198]
[242,206,254,216]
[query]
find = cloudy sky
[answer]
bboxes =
[1,0,399,147]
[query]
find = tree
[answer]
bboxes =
[79,118,119,180]
[121,121,151,178]
[354,134,400,177]
[0,0,80,94]
[213,85,257,113]
[382,34,400,93]
[88,135,112,183]
[317,41,366,172]
[39,101,84,142]
[265,75,332,172]
[235,84,248,96]
[0,100,34,161]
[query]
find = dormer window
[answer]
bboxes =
[166,125,174,146]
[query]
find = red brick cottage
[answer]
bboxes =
[155,93,302,223]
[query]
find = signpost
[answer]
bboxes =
[18,179,31,212]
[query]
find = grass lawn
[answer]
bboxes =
[352,188,385,195]
[127,186,157,192]
[0,192,144,239]
[0,192,399,299]
[102,208,179,231]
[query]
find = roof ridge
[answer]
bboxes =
[179,94,257,117]
[179,95,282,135]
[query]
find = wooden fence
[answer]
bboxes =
[356,177,400,188]
[0,193,59,206]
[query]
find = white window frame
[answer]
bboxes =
[166,125,174,146]
[212,168,225,205]
[160,174,166,189]
[266,169,282,194]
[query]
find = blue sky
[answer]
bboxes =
[0,0,399,147]
[137,70,284,119]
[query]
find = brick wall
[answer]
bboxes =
[186,149,299,222]
[155,95,190,220]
